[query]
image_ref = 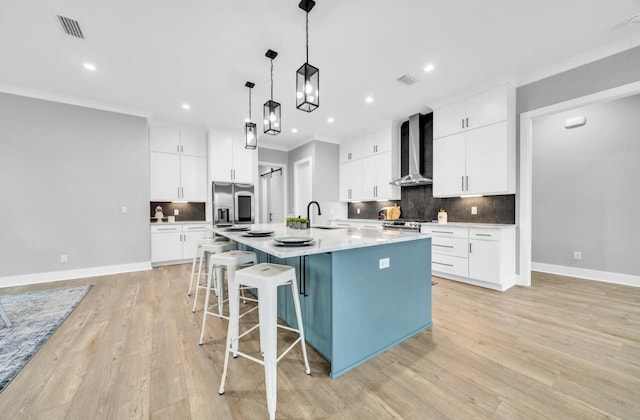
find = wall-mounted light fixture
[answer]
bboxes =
[296,0,319,112]
[263,49,281,135]
[244,81,257,149]
[564,116,587,129]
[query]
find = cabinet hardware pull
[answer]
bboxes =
[433,230,454,234]
[157,228,177,231]
[461,119,464,129]
[465,176,469,191]
[433,244,454,248]
[466,117,469,128]
[469,243,472,253]
[475,233,492,237]
[433,262,454,267]
[177,144,180,153]
[461,176,464,191]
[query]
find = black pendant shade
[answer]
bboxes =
[263,49,281,135]
[244,81,257,149]
[296,0,319,112]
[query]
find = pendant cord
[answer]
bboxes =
[248,88,252,120]
[270,59,274,101]
[306,12,309,64]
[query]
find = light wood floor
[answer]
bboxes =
[1,266,639,419]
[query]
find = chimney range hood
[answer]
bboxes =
[390,113,432,186]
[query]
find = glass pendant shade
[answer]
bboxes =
[263,100,281,135]
[296,63,319,112]
[245,121,257,149]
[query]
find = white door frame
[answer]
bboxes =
[257,161,288,224]
[517,81,640,287]
[293,156,313,217]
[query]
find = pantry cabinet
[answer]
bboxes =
[208,128,255,184]
[421,224,516,291]
[432,83,515,197]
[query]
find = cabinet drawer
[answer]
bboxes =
[151,225,181,234]
[432,237,468,258]
[469,227,501,241]
[183,223,209,232]
[432,254,468,277]
[422,225,468,239]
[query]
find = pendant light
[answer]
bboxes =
[296,0,319,112]
[263,49,281,135]
[244,81,257,149]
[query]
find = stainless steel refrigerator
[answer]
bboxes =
[212,181,254,226]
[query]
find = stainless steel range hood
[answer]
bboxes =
[390,113,432,186]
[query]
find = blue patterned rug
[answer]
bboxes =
[0,285,92,393]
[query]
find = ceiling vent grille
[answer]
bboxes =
[57,15,84,39]
[397,74,418,86]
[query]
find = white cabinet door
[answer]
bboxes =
[340,138,362,163]
[361,155,377,201]
[465,85,508,130]
[180,128,207,157]
[209,129,234,182]
[182,228,209,260]
[465,122,508,195]
[361,131,377,158]
[151,229,183,262]
[433,134,466,197]
[150,152,181,200]
[150,126,181,154]
[232,137,255,184]
[339,160,362,201]
[180,155,207,201]
[433,99,466,139]
[373,152,398,200]
[468,239,501,284]
[375,125,393,154]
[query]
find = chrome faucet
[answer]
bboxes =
[306,201,322,228]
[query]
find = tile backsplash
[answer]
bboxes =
[150,202,206,222]
[348,185,515,224]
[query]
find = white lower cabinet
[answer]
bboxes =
[422,224,516,291]
[151,223,209,264]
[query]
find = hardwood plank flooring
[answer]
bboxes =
[1,266,639,419]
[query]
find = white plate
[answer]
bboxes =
[243,230,274,237]
[226,226,250,232]
[273,236,313,244]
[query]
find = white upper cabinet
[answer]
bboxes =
[150,125,206,157]
[149,124,208,201]
[432,83,515,197]
[339,159,363,202]
[362,125,393,157]
[208,128,255,184]
[433,84,511,139]
[340,137,362,163]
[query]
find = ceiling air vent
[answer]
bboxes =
[397,74,418,86]
[57,15,84,39]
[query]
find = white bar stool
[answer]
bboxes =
[219,263,311,420]
[188,236,231,297]
[191,241,236,313]
[199,250,258,345]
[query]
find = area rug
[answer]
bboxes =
[0,285,92,393]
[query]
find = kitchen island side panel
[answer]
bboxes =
[330,238,432,378]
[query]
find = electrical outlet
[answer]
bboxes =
[60,254,68,263]
[573,251,582,260]
[379,258,390,269]
[121,206,128,214]
[357,208,360,214]
[174,209,179,216]
[471,206,477,215]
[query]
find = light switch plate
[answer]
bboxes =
[379,257,390,269]
[471,206,477,215]
[174,209,179,215]
[121,206,128,214]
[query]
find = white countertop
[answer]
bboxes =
[213,223,430,258]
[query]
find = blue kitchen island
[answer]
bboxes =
[213,224,432,378]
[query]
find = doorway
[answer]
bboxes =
[258,163,286,224]
[293,157,312,218]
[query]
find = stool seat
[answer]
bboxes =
[219,263,310,420]
[188,236,232,297]
[198,250,258,345]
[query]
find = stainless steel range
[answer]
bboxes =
[382,220,423,232]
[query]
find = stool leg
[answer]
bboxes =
[188,245,202,296]
[199,262,215,345]
[193,252,211,313]
[216,265,225,316]
[219,267,241,395]
[289,279,311,375]
[258,285,278,420]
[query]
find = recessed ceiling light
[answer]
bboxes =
[365,96,374,104]
[83,62,96,71]
[424,63,435,72]
[244,117,251,123]
[291,128,298,133]
[181,103,191,110]
[327,117,334,123]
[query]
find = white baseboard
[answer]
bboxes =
[0,262,152,288]
[531,262,640,288]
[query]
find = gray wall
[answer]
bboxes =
[0,93,150,279]
[258,147,288,165]
[531,95,640,275]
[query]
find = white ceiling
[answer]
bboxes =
[1,0,639,150]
